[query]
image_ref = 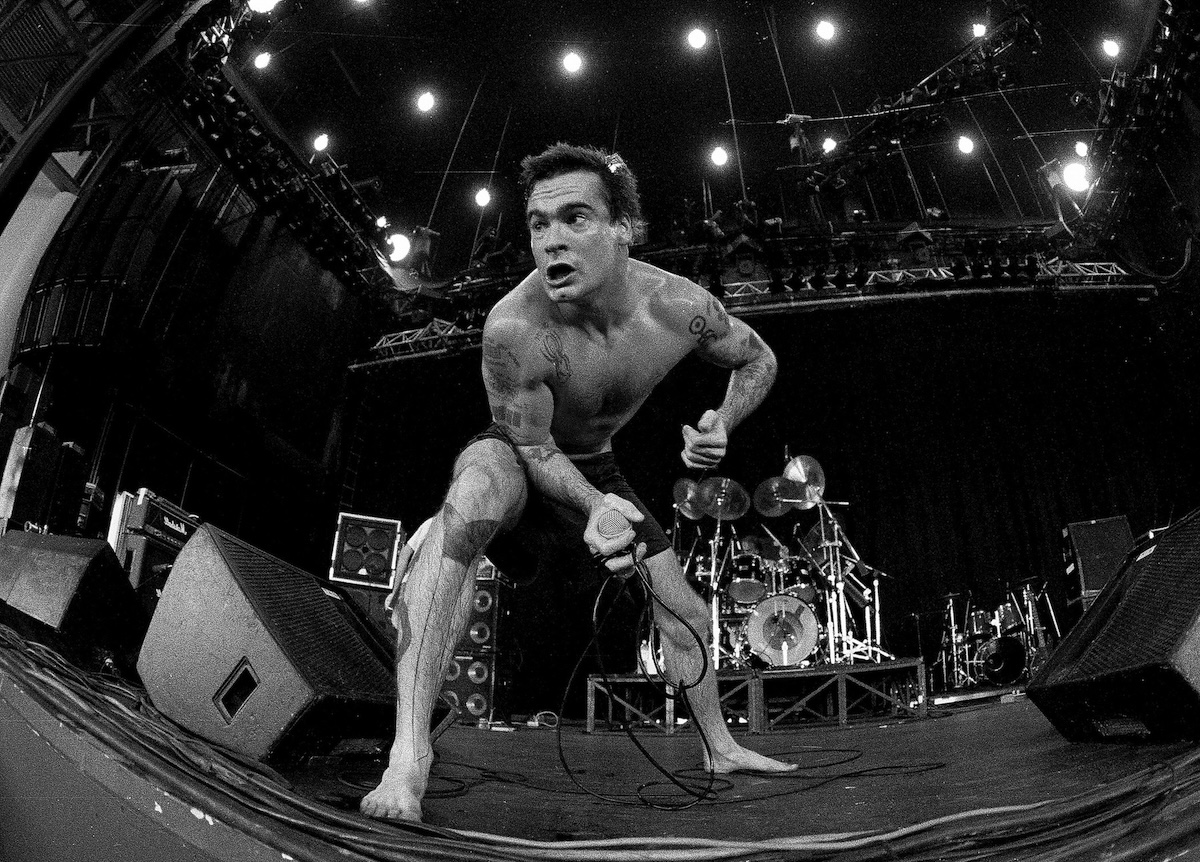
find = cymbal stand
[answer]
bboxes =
[835,527,895,662]
[811,499,891,664]
[704,515,740,670]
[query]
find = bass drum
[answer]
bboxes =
[743,594,819,667]
[978,636,1026,686]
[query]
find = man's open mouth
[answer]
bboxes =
[545,262,575,282]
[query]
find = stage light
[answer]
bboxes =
[687,28,707,50]
[1063,161,1090,192]
[387,233,411,262]
[816,20,835,41]
[822,137,837,154]
[1075,141,1089,157]
[958,135,975,154]
[973,23,987,38]
[247,0,280,13]
[563,51,583,74]
[1103,39,1120,58]
[475,188,491,207]
[711,146,729,166]
[313,133,329,152]
[375,215,388,228]
[253,51,271,69]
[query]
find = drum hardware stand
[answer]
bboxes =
[936,592,980,689]
[1015,579,1060,675]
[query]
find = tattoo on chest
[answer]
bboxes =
[541,330,572,382]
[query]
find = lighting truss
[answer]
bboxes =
[356,254,1149,366]
[784,5,1041,193]
[1082,1,1200,243]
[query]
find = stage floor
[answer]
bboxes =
[298,694,1191,842]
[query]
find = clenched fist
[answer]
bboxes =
[681,409,728,469]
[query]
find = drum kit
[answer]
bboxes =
[645,455,893,674]
[936,579,1061,689]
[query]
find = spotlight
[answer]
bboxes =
[247,0,280,13]
[711,146,729,166]
[816,20,835,41]
[972,23,987,38]
[387,233,411,263]
[822,137,837,154]
[958,135,974,154]
[313,133,329,152]
[417,91,435,112]
[475,188,491,207]
[1075,141,1088,158]
[253,51,271,69]
[1062,162,1090,192]
[687,28,707,50]
[375,215,388,228]
[1103,39,1120,58]
[563,51,583,74]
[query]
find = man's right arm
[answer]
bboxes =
[481,315,641,562]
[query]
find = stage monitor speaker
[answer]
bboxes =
[1063,515,1133,612]
[1028,507,1200,742]
[0,532,147,675]
[137,524,396,762]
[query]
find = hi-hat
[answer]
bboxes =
[698,476,750,520]
[753,476,802,518]
[782,455,825,510]
[672,477,709,521]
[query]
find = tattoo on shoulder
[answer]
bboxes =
[689,314,719,346]
[540,330,572,382]
[742,330,765,353]
[483,336,522,397]
[708,297,730,327]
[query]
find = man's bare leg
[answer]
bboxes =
[642,549,798,774]
[360,439,527,820]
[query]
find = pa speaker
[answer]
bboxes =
[1028,507,1200,741]
[137,524,396,762]
[0,531,147,675]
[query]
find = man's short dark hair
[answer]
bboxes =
[519,142,644,238]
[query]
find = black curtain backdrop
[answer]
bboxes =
[354,285,1200,714]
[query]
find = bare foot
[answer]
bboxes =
[360,769,424,821]
[706,744,798,774]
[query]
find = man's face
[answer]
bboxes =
[526,170,631,304]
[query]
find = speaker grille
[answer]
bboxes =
[1071,512,1200,679]
[209,529,394,699]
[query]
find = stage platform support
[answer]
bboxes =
[586,659,926,734]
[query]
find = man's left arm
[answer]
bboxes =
[681,294,777,469]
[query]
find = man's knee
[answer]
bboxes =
[448,439,527,516]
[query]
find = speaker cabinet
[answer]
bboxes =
[442,654,495,721]
[1029,507,1200,741]
[137,524,396,762]
[1063,516,1134,614]
[329,513,404,589]
[0,532,147,675]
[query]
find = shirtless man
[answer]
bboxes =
[361,143,795,822]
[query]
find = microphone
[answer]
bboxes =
[597,509,632,539]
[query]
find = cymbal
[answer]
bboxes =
[672,477,709,521]
[698,476,750,520]
[753,476,802,518]
[782,455,825,510]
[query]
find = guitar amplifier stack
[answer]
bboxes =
[107,488,201,614]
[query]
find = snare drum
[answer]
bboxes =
[742,594,820,667]
[727,553,769,605]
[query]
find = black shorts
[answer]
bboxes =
[466,424,671,585]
